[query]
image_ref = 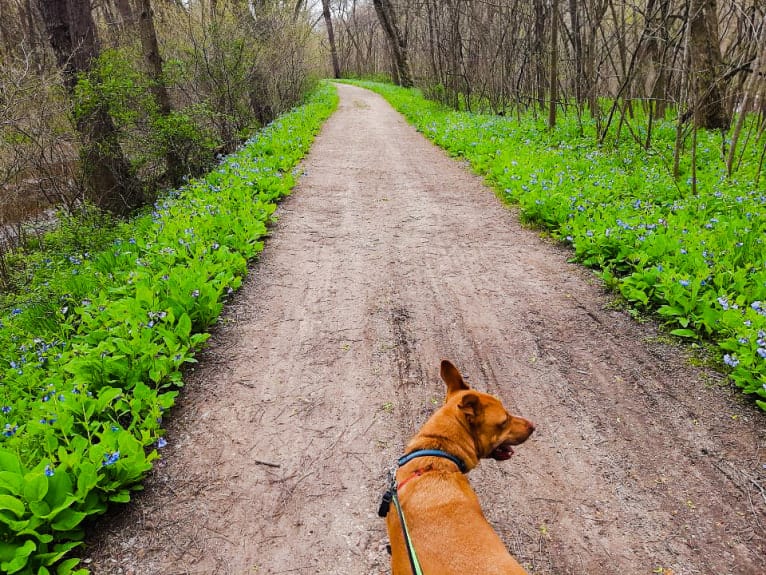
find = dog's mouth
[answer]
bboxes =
[489,442,515,461]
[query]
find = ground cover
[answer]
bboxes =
[0,84,337,575]
[351,81,766,411]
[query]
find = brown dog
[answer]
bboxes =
[383,360,535,575]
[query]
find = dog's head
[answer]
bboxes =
[441,359,535,460]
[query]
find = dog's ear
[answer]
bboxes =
[441,359,470,397]
[457,392,482,423]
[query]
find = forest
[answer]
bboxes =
[1,0,764,248]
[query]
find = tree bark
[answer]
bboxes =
[136,0,183,185]
[322,0,341,78]
[533,0,547,107]
[726,12,766,175]
[372,0,412,87]
[36,0,142,216]
[114,0,134,27]
[568,0,584,104]
[688,0,730,130]
[548,0,559,129]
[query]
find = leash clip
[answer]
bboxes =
[378,467,397,518]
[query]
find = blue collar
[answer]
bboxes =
[397,449,468,473]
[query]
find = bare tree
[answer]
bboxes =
[136,0,184,185]
[688,0,730,129]
[36,0,143,215]
[549,0,559,128]
[322,0,341,78]
[372,0,412,87]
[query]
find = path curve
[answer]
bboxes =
[88,84,765,575]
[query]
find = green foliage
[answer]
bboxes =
[0,83,338,573]
[73,47,220,190]
[350,80,766,411]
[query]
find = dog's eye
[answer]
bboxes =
[498,416,509,428]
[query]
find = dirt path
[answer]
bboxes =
[88,84,765,575]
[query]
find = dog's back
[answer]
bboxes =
[384,360,534,574]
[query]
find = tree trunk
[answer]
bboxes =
[372,0,412,87]
[321,0,341,78]
[568,0,584,105]
[548,0,559,129]
[136,0,183,186]
[688,0,730,130]
[533,0,547,107]
[36,0,142,216]
[726,12,766,176]
[114,0,134,27]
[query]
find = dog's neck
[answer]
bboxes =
[405,406,480,472]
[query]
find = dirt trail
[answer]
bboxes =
[88,84,765,575]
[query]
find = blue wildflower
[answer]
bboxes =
[1,406,10,414]
[3,424,18,437]
[757,348,766,359]
[44,464,55,477]
[723,354,739,368]
[679,280,690,287]
[102,451,120,467]
[157,437,168,448]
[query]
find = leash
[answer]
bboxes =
[378,450,468,575]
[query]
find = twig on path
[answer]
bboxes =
[253,458,281,468]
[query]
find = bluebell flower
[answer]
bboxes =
[1,406,10,414]
[191,289,200,298]
[44,464,55,477]
[718,297,729,310]
[3,424,18,437]
[157,437,168,448]
[757,348,766,359]
[723,354,739,368]
[680,248,687,255]
[102,451,120,467]
[679,279,690,287]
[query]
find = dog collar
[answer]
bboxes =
[397,449,468,473]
